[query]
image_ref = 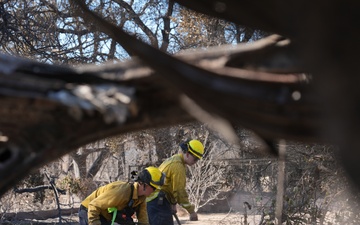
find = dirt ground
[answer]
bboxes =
[3,213,258,225]
[175,213,260,225]
[177,213,223,225]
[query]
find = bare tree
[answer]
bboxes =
[0,0,176,63]
[186,132,232,212]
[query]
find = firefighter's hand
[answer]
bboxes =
[189,212,198,221]
[171,204,177,214]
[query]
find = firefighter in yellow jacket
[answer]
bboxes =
[79,166,165,225]
[146,139,205,225]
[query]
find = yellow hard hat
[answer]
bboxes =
[141,166,165,189]
[186,139,204,159]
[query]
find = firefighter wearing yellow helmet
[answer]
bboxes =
[79,166,165,225]
[146,139,205,225]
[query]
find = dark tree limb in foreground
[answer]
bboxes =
[1,0,360,198]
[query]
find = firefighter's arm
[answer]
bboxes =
[88,188,129,225]
[171,163,195,214]
[87,204,102,225]
[136,201,150,225]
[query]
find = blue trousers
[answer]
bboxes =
[147,196,174,225]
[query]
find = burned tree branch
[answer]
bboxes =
[14,186,66,195]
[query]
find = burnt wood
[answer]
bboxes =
[1,0,360,197]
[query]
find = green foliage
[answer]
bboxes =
[59,175,85,195]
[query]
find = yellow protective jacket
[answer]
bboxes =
[81,181,149,225]
[147,153,195,213]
